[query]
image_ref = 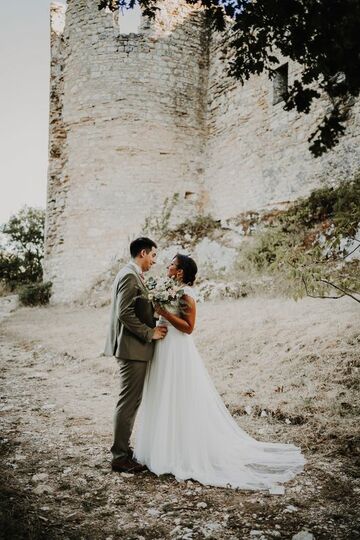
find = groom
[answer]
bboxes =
[104,237,167,473]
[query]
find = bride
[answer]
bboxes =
[134,254,306,492]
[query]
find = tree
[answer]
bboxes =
[98,0,360,157]
[0,207,45,288]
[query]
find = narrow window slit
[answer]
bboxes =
[273,63,288,106]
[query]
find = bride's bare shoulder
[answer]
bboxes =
[182,286,197,310]
[182,285,196,299]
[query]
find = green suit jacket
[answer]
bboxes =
[104,263,156,361]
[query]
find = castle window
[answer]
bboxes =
[118,3,141,34]
[273,63,288,105]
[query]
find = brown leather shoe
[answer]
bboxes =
[111,457,147,473]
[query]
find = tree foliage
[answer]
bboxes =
[238,175,360,302]
[99,0,360,156]
[18,282,52,307]
[0,207,45,289]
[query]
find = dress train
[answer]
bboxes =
[134,289,306,492]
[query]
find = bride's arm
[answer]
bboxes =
[156,295,196,335]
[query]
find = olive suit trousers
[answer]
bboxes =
[111,358,148,461]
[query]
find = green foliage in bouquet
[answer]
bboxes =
[144,276,185,307]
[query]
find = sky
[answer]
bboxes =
[0,0,140,226]
[0,1,60,224]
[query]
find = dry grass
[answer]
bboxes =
[1,294,359,539]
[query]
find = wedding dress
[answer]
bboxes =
[134,287,306,492]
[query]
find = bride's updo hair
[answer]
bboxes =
[175,254,198,286]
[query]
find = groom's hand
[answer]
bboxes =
[152,326,168,340]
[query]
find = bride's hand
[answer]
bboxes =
[154,304,167,317]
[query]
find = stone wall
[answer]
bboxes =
[45,1,360,303]
[46,0,209,302]
[44,3,68,287]
[204,30,360,220]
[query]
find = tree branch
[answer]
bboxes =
[343,243,360,260]
[301,275,345,300]
[319,279,360,303]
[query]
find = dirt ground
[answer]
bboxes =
[0,294,359,539]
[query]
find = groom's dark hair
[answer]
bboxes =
[130,237,157,258]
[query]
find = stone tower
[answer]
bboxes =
[46,0,360,303]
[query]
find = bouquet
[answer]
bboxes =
[144,276,185,308]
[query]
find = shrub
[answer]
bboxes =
[281,174,360,236]
[0,207,45,288]
[144,193,221,246]
[19,282,52,307]
[143,193,180,240]
[166,214,221,246]
[237,176,360,301]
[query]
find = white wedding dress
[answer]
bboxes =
[134,287,306,492]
